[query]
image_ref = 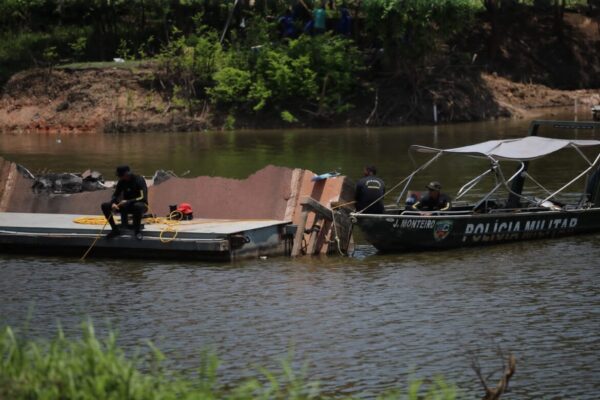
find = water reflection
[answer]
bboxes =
[1,115,599,398]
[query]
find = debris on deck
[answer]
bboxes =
[0,156,355,260]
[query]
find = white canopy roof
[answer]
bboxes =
[411,136,600,161]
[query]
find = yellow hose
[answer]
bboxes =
[74,211,183,244]
[73,216,111,225]
[157,211,182,243]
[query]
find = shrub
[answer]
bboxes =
[362,0,479,68]
[0,322,461,400]
[209,34,362,119]
[208,67,252,104]
[288,34,363,114]
[157,24,224,114]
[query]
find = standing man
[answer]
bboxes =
[355,165,385,214]
[412,181,451,211]
[337,2,351,36]
[101,165,148,240]
[313,1,326,34]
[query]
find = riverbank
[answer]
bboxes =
[0,64,598,134]
[1,5,599,133]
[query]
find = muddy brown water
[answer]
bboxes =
[1,115,599,398]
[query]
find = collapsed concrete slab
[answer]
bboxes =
[0,156,355,259]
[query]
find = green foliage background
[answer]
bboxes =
[0,0,592,124]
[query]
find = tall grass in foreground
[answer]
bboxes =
[0,323,459,399]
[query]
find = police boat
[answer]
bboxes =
[351,120,600,251]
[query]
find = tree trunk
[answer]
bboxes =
[553,0,566,38]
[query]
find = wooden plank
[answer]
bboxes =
[306,215,323,255]
[315,219,332,254]
[300,196,333,221]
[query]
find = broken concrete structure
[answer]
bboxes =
[0,156,355,259]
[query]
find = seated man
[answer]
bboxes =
[412,181,451,212]
[355,165,385,214]
[101,165,148,240]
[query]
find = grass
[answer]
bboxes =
[0,322,460,400]
[56,60,156,70]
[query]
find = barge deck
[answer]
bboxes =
[0,212,292,261]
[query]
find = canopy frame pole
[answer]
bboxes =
[455,168,493,201]
[494,160,544,207]
[473,160,526,210]
[394,152,443,206]
[521,172,553,197]
[541,153,600,204]
[571,144,593,166]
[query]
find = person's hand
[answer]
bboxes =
[111,203,120,211]
[118,200,128,208]
[421,212,432,216]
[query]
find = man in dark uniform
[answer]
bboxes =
[585,166,600,206]
[412,181,451,211]
[101,165,148,240]
[355,165,385,214]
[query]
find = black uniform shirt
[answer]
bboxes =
[355,175,385,214]
[413,192,451,211]
[111,174,148,205]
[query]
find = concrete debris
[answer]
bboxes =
[33,173,83,194]
[32,169,106,194]
[82,180,105,192]
[81,169,103,182]
[152,169,176,185]
[16,164,35,179]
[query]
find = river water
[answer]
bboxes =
[1,116,599,398]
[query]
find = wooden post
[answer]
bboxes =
[291,207,309,257]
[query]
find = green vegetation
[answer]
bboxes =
[0,0,597,125]
[0,322,460,399]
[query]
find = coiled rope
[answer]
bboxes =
[74,211,183,244]
[329,200,356,256]
[76,209,185,261]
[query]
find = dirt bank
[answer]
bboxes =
[0,65,209,134]
[0,65,598,134]
[481,73,599,118]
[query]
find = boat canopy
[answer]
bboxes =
[411,136,600,161]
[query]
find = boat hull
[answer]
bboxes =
[353,208,600,251]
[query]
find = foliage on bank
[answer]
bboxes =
[158,24,363,122]
[0,0,482,125]
[0,0,596,127]
[0,322,460,399]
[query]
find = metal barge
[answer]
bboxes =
[0,213,294,261]
[0,164,355,261]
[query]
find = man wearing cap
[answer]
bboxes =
[355,165,385,214]
[101,165,148,240]
[412,181,451,212]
